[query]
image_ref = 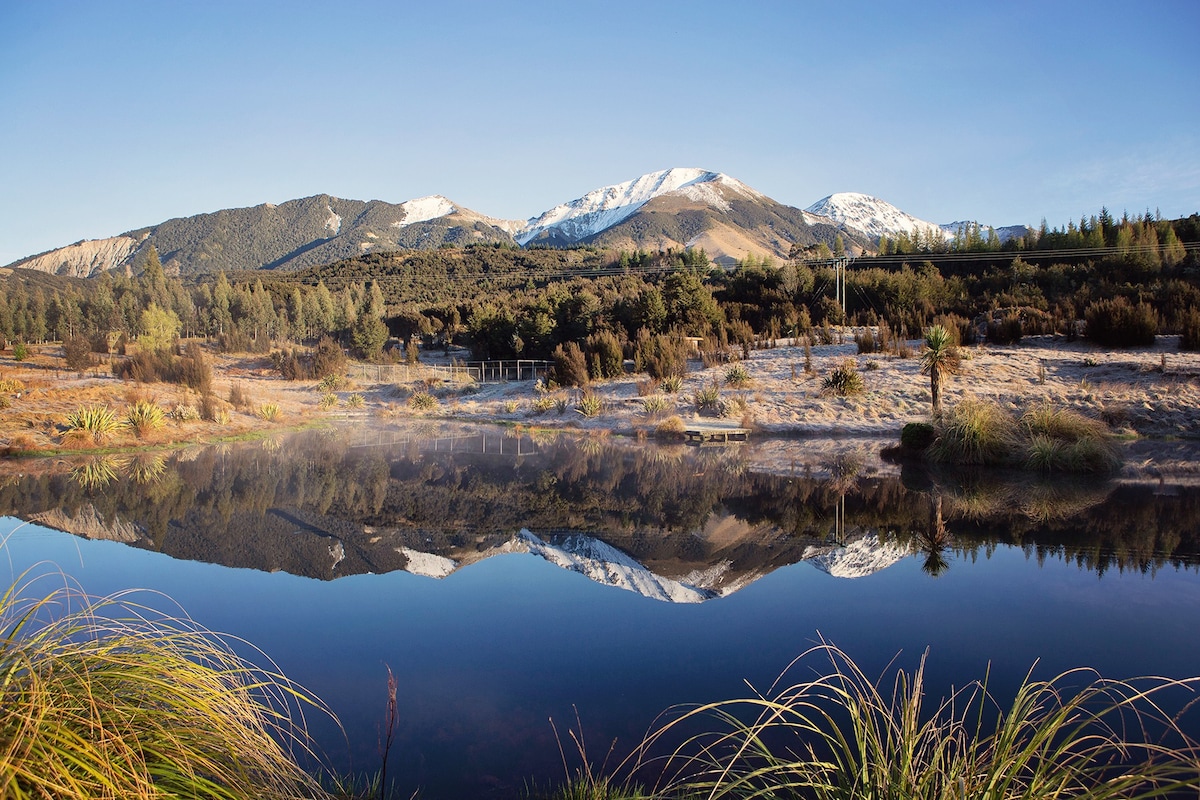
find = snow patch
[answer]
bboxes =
[399,195,457,226]
[808,533,910,578]
[324,205,342,235]
[399,547,458,579]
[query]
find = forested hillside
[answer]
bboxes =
[1,211,1197,374]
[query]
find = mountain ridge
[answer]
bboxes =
[6,170,1025,277]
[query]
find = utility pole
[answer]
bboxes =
[834,256,849,318]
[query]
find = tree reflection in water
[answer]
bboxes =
[0,424,1197,587]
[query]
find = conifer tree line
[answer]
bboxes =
[1,211,1197,367]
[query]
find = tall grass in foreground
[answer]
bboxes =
[626,643,1199,800]
[0,571,331,800]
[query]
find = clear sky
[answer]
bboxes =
[1,0,1197,265]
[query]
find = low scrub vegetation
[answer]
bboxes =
[926,399,1120,472]
[1181,307,1200,351]
[1085,297,1159,347]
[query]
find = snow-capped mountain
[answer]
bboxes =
[516,168,763,246]
[806,193,947,243]
[6,170,1029,276]
[518,167,861,263]
[398,530,718,603]
[939,220,1033,245]
[807,533,911,579]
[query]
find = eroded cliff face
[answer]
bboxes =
[13,234,146,277]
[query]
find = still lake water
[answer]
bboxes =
[2,423,1199,798]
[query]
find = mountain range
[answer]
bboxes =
[6,168,1027,278]
[30,503,912,604]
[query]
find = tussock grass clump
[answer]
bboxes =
[928,400,1120,472]
[0,377,26,394]
[1022,403,1121,472]
[928,399,1021,466]
[637,643,1200,800]
[318,392,338,410]
[0,575,327,800]
[345,392,365,409]
[64,405,121,445]
[635,378,660,397]
[531,394,556,415]
[655,415,686,439]
[1023,402,1108,440]
[659,375,683,394]
[125,399,166,438]
[821,359,865,397]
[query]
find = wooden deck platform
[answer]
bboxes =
[683,425,750,444]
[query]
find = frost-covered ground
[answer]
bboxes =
[412,335,1200,444]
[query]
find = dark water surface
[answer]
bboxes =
[2,424,1199,798]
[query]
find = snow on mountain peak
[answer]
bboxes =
[513,530,716,603]
[393,195,457,227]
[516,168,761,245]
[808,534,911,579]
[806,192,945,242]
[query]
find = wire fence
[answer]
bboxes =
[348,359,551,385]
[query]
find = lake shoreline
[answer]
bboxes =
[2,334,1198,475]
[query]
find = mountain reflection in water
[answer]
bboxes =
[3,423,1198,597]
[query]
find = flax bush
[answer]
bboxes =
[821,359,865,397]
[125,399,166,438]
[64,405,122,444]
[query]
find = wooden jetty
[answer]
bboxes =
[683,425,750,444]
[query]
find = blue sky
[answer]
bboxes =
[1,0,1197,265]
